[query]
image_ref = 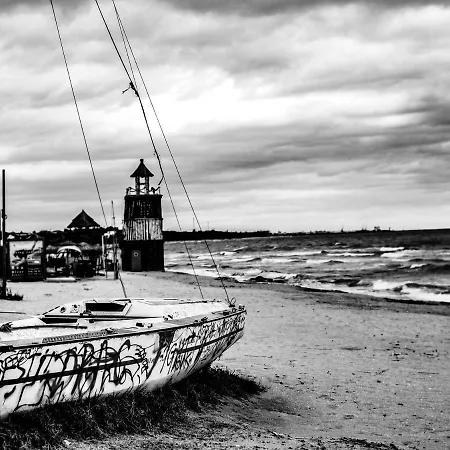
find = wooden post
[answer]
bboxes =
[111,200,118,280]
[102,234,108,279]
[1,170,7,297]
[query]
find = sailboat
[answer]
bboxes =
[0,1,246,418]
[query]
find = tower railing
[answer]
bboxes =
[126,186,161,196]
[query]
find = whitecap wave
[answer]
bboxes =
[284,250,324,257]
[305,259,344,265]
[401,286,450,303]
[372,279,411,291]
[229,256,261,263]
[260,257,296,264]
[381,250,420,259]
[330,252,375,257]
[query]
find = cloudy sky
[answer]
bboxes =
[1,0,450,233]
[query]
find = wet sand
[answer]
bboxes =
[1,271,449,449]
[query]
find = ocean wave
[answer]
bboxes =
[329,252,375,257]
[260,257,298,265]
[305,259,344,265]
[401,285,450,303]
[246,275,286,284]
[404,282,450,293]
[233,270,294,284]
[218,251,237,256]
[330,277,363,287]
[410,263,426,269]
[270,244,297,252]
[165,231,450,304]
[372,279,450,295]
[231,246,248,253]
[372,280,409,291]
[195,253,218,260]
[283,250,325,257]
[242,243,277,253]
[165,262,179,268]
[229,256,262,263]
[380,250,421,259]
[295,278,450,304]
[413,262,450,274]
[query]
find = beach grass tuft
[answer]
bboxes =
[0,366,264,449]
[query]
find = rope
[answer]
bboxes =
[115,10,139,97]
[94,1,166,186]
[95,0,203,298]
[110,1,231,304]
[49,0,107,228]
[50,0,127,298]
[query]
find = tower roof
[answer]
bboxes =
[130,159,154,178]
[67,210,100,229]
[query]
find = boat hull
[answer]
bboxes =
[0,308,245,417]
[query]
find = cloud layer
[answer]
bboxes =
[0,0,449,232]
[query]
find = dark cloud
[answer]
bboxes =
[176,112,450,194]
[162,0,448,16]
[280,68,426,98]
[0,0,89,12]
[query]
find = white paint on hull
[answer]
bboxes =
[0,299,245,418]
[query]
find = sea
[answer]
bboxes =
[165,229,450,304]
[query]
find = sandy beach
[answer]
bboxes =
[1,271,449,449]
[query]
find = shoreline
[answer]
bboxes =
[164,263,450,308]
[1,271,449,449]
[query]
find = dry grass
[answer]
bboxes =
[0,367,264,450]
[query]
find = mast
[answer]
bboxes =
[1,170,6,297]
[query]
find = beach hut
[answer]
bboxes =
[66,210,100,230]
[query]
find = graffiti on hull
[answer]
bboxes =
[0,312,245,415]
[0,338,157,414]
[158,313,246,376]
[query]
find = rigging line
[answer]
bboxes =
[94,0,165,186]
[98,0,203,297]
[111,1,230,303]
[94,0,132,83]
[113,7,138,94]
[134,92,204,297]
[162,192,205,298]
[51,0,126,298]
[49,0,107,228]
[110,3,206,299]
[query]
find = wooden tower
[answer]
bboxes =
[121,159,164,271]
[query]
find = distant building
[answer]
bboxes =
[121,159,164,271]
[66,210,101,230]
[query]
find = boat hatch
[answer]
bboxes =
[85,302,127,312]
[43,301,130,318]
